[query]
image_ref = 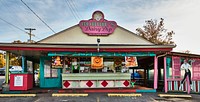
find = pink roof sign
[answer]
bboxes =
[79,11,117,36]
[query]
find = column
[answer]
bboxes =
[22,56,27,73]
[5,52,10,84]
[164,57,167,93]
[154,56,158,89]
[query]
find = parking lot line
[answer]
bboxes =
[158,94,192,98]
[108,93,142,97]
[52,93,88,97]
[0,94,36,97]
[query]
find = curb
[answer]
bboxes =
[108,93,142,97]
[52,93,88,97]
[158,94,192,98]
[0,94,36,97]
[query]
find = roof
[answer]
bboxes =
[167,52,200,58]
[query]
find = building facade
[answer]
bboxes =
[0,11,178,92]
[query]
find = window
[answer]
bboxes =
[172,56,181,79]
[44,60,58,78]
[192,59,200,79]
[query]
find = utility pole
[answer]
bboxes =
[25,28,36,43]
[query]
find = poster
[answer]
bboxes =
[125,56,138,67]
[14,76,23,86]
[91,56,103,69]
[52,56,63,68]
[114,57,122,67]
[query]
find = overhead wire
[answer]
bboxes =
[0,17,27,33]
[0,0,26,27]
[70,0,83,19]
[0,1,40,40]
[69,0,82,20]
[65,0,79,22]
[21,0,56,34]
[0,17,40,40]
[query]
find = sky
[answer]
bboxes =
[0,0,200,54]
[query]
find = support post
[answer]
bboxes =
[22,56,27,73]
[5,52,10,84]
[164,57,167,93]
[154,56,158,89]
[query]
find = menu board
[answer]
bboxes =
[14,76,23,86]
[125,56,138,67]
[52,56,63,68]
[91,56,103,69]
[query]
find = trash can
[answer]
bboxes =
[9,73,33,90]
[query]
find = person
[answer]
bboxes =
[179,59,193,90]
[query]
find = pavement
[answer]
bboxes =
[0,75,200,102]
[0,92,199,102]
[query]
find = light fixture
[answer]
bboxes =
[97,38,100,52]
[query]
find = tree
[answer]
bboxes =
[9,53,21,66]
[136,18,175,45]
[0,53,5,68]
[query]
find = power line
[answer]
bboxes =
[0,0,26,27]
[0,17,40,40]
[70,0,83,19]
[21,0,56,34]
[68,0,81,20]
[65,0,79,22]
[0,17,26,33]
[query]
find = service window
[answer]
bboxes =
[44,60,58,78]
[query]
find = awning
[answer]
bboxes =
[48,52,156,57]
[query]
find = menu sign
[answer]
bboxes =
[52,56,63,68]
[125,56,138,67]
[79,11,117,35]
[14,76,23,86]
[91,56,103,69]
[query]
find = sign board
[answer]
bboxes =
[125,56,138,67]
[79,11,117,35]
[52,56,63,68]
[14,75,23,86]
[91,56,103,69]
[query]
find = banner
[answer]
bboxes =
[91,56,103,69]
[125,56,138,67]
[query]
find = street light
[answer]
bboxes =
[97,38,100,52]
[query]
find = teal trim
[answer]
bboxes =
[39,56,44,88]
[48,52,156,57]
[40,56,62,88]
[22,56,27,73]
[166,57,171,78]
[2,91,22,94]
[136,89,156,93]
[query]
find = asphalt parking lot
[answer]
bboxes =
[0,92,199,102]
[0,75,200,102]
